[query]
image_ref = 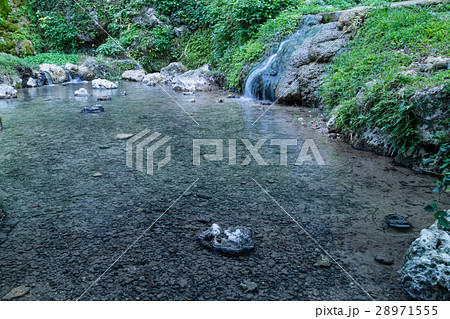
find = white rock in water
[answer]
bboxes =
[74,88,89,96]
[92,78,118,89]
[0,84,17,99]
[122,70,145,82]
[398,220,450,300]
[26,77,38,88]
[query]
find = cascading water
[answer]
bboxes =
[243,16,323,101]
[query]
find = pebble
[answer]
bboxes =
[374,254,394,265]
[2,286,30,300]
[240,281,258,293]
[314,254,331,268]
[92,172,103,177]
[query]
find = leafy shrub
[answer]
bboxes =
[96,38,123,57]
[37,12,79,52]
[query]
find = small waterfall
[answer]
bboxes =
[64,68,73,82]
[43,71,53,85]
[243,16,322,101]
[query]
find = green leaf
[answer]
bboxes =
[425,202,438,212]
[437,217,450,229]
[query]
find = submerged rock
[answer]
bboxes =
[398,222,450,300]
[385,213,412,229]
[97,95,111,101]
[0,84,18,99]
[198,223,254,255]
[74,88,89,97]
[92,79,118,89]
[81,105,104,113]
[122,70,145,82]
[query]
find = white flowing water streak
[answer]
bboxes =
[243,33,297,99]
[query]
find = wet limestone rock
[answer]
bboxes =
[74,88,89,97]
[143,72,166,86]
[122,70,145,82]
[198,223,254,255]
[25,77,37,88]
[398,222,450,300]
[173,65,221,92]
[160,62,188,84]
[92,79,118,89]
[0,84,18,99]
[39,64,69,83]
[0,84,17,99]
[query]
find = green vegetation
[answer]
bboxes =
[321,5,450,164]
[0,52,33,75]
[22,52,82,67]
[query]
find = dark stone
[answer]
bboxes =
[374,254,394,265]
[385,213,412,229]
[97,96,111,101]
[81,105,104,113]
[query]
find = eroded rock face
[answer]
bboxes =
[92,79,118,89]
[398,222,450,301]
[39,64,69,84]
[122,70,145,82]
[0,84,18,99]
[248,15,350,106]
[173,65,221,92]
[160,62,188,84]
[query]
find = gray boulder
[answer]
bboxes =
[398,220,450,300]
[122,70,145,82]
[0,84,18,99]
[173,65,221,92]
[160,62,188,84]
[143,72,166,86]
